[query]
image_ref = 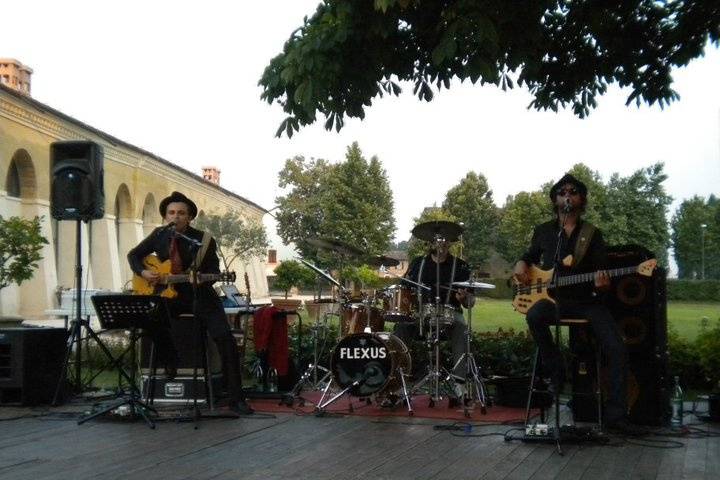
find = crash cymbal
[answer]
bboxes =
[306,237,364,256]
[298,258,343,288]
[451,281,496,290]
[366,255,400,268]
[411,220,464,242]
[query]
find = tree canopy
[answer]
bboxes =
[274,142,395,268]
[0,215,48,290]
[260,0,720,136]
[194,209,269,271]
[442,171,499,268]
[672,195,719,279]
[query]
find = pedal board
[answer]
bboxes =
[522,424,609,444]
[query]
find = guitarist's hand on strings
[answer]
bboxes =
[594,270,610,290]
[512,261,530,285]
[141,269,161,285]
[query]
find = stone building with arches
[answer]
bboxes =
[0,82,269,319]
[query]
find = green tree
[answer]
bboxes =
[603,163,672,265]
[272,260,316,298]
[194,210,269,271]
[496,191,549,264]
[672,195,718,279]
[442,172,499,268]
[0,215,48,290]
[275,142,395,268]
[260,1,719,136]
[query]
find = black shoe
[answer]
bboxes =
[229,399,254,416]
[605,418,649,437]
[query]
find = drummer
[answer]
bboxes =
[394,237,474,404]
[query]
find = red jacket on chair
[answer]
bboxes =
[253,306,289,376]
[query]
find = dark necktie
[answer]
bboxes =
[169,236,183,274]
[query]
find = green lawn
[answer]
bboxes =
[467,298,719,341]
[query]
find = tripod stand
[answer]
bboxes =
[449,280,496,417]
[283,308,334,407]
[77,295,170,428]
[53,219,114,405]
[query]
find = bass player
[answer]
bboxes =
[512,174,640,435]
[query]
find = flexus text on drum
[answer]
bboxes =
[339,347,387,359]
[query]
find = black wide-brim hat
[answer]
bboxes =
[549,173,588,200]
[159,191,198,219]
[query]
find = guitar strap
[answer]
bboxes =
[188,232,212,272]
[572,222,596,267]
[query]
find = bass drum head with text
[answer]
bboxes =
[330,333,410,397]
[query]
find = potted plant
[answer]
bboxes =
[271,260,314,310]
[0,215,48,326]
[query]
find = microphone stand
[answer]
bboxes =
[548,201,573,454]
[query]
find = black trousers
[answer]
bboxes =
[167,296,244,404]
[525,299,627,423]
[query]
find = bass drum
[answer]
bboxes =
[330,332,411,397]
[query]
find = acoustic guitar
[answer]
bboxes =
[511,259,657,314]
[132,254,236,299]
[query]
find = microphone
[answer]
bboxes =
[563,197,572,213]
[162,221,176,231]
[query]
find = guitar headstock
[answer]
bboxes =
[636,259,657,277]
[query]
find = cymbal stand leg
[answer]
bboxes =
[397,367,414,415]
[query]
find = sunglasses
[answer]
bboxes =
[557,188,579,196]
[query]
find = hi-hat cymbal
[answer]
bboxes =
[306,237,364,256]
[411,221,464,242]
[451,281,496,290]
[366,255,400,268]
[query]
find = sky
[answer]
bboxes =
[2,1,719,267]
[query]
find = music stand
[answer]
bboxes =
[78,295,171,429]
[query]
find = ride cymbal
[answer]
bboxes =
[411,221,464,242]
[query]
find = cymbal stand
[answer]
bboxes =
[411,234,456,406]
[449,284,488,416]
[283,309,334,407]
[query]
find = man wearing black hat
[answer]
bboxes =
[128,191,253,416]
[513,174,636,434]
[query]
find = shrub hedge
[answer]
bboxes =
[666,279,720,302]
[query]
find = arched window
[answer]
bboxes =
[5,159,21,197]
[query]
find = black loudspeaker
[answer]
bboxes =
[0,327,68,405]
[140,317,222,375]
[606,245,670,426]
[50,140,104,221]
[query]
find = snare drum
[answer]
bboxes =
[381,285,418,323]
[330,332,411,397]
[340,303,385,336]
[423,304,459,326]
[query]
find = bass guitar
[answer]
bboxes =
[132,254,236,299]
[511,259,657,314]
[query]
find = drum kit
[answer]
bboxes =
[286,221,495,418]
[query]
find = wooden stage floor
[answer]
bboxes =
[0,401,718,480]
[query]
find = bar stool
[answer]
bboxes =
[524,318,604,430]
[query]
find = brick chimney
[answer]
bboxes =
[201,166,220,185]
[0,58,33,95]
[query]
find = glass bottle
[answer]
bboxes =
[268,367,279,393]
[670,376,684,428]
